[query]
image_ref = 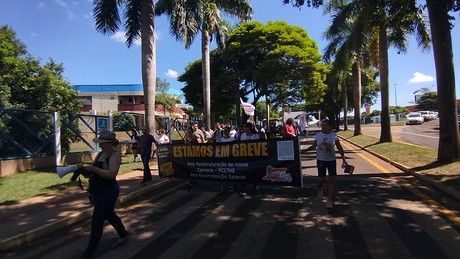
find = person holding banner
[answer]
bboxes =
[83,130,128,258]
[301,119,347,208]
[239,122,260,196]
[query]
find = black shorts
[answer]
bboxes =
[316,160,337,177]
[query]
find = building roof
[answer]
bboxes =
[74,84,143,93]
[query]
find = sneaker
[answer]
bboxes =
[326,200,333,208]
[111,235,128,248]
[239,192,246,196]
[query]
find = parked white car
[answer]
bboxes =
[406,112,424,125]
[419,111,431,121]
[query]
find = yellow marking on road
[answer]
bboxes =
[341,141,460,226]
[341,141,390,173]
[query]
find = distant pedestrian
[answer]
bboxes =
[282,118,297,138]
[82,130,128,258]
[301,119,347,208]
[130,129,139,162]
[158,128,170,145]
[138,126,158,185]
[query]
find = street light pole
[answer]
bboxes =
[394,84,398,107]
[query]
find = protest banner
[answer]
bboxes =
[157,138,303,187]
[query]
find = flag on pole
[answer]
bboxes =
[240,98,255,115]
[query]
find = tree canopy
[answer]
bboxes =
[222,21,329,109]
[0,25,82,153]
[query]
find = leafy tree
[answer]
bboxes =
[322,0,430,142]
[389,106,410,114]
[155,0,253,129]
[222,21,328,121]
[179,51,237,122]
[285,0,460,163]
[414,89,438,111]
[156,77,170,93]
[93,0,157,132]
[369,110,381,117]
[0,26,82,154]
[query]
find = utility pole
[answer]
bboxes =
[394,84,398,107]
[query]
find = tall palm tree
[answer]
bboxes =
[425,0,460,163]
[324,0,430,142]
[323,7,368,136]
[155,0,252,128]
[93,0,157,132]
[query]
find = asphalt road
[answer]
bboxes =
[357,120,440,149]
[6,139,460,259]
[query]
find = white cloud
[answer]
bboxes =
[37,2,45,9]
[111,31,141,46]
[166,69,179,78]
[409,72,435,84]
[112,31,127,43]
[55,0,68,8]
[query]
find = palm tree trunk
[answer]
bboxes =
[140,1,156,132]
[379,25,392,143]
[426,0,460,163]
[342,75,348,131]
[352,61,362,136]
[201,29,211,129]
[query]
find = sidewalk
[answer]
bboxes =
[0,167,185,251]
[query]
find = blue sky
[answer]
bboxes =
[0,0,459,112]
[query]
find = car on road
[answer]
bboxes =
[406,112,424,125]
[419,111,431,121]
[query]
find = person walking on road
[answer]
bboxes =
[301,119,347,208]
[138,126,158,185]
[82,130,128,258]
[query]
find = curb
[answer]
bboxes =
[340,136,460,202]
[0,178,174,251]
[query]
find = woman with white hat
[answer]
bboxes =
[82,130,128,258]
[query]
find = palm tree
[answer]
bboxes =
[323,7,368,136]
[425,0,460,163]
[155,0,252,128]
[93,0,157,132]
[323,0,430,142]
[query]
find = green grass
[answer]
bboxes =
[0,156,148,205]
[338,130,437,167]
[338,130,460,190]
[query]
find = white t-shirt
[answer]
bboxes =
[315,131,338,161]
[158,134,169,144]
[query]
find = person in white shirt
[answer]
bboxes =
[158,128,170,144]
[301,119,347,208]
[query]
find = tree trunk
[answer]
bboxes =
[426,0,460,163]
[342,75,348,131]
[201,29,211,129]
[352,61,362,136]
[140,1,156,132]
[379,25,392,143]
